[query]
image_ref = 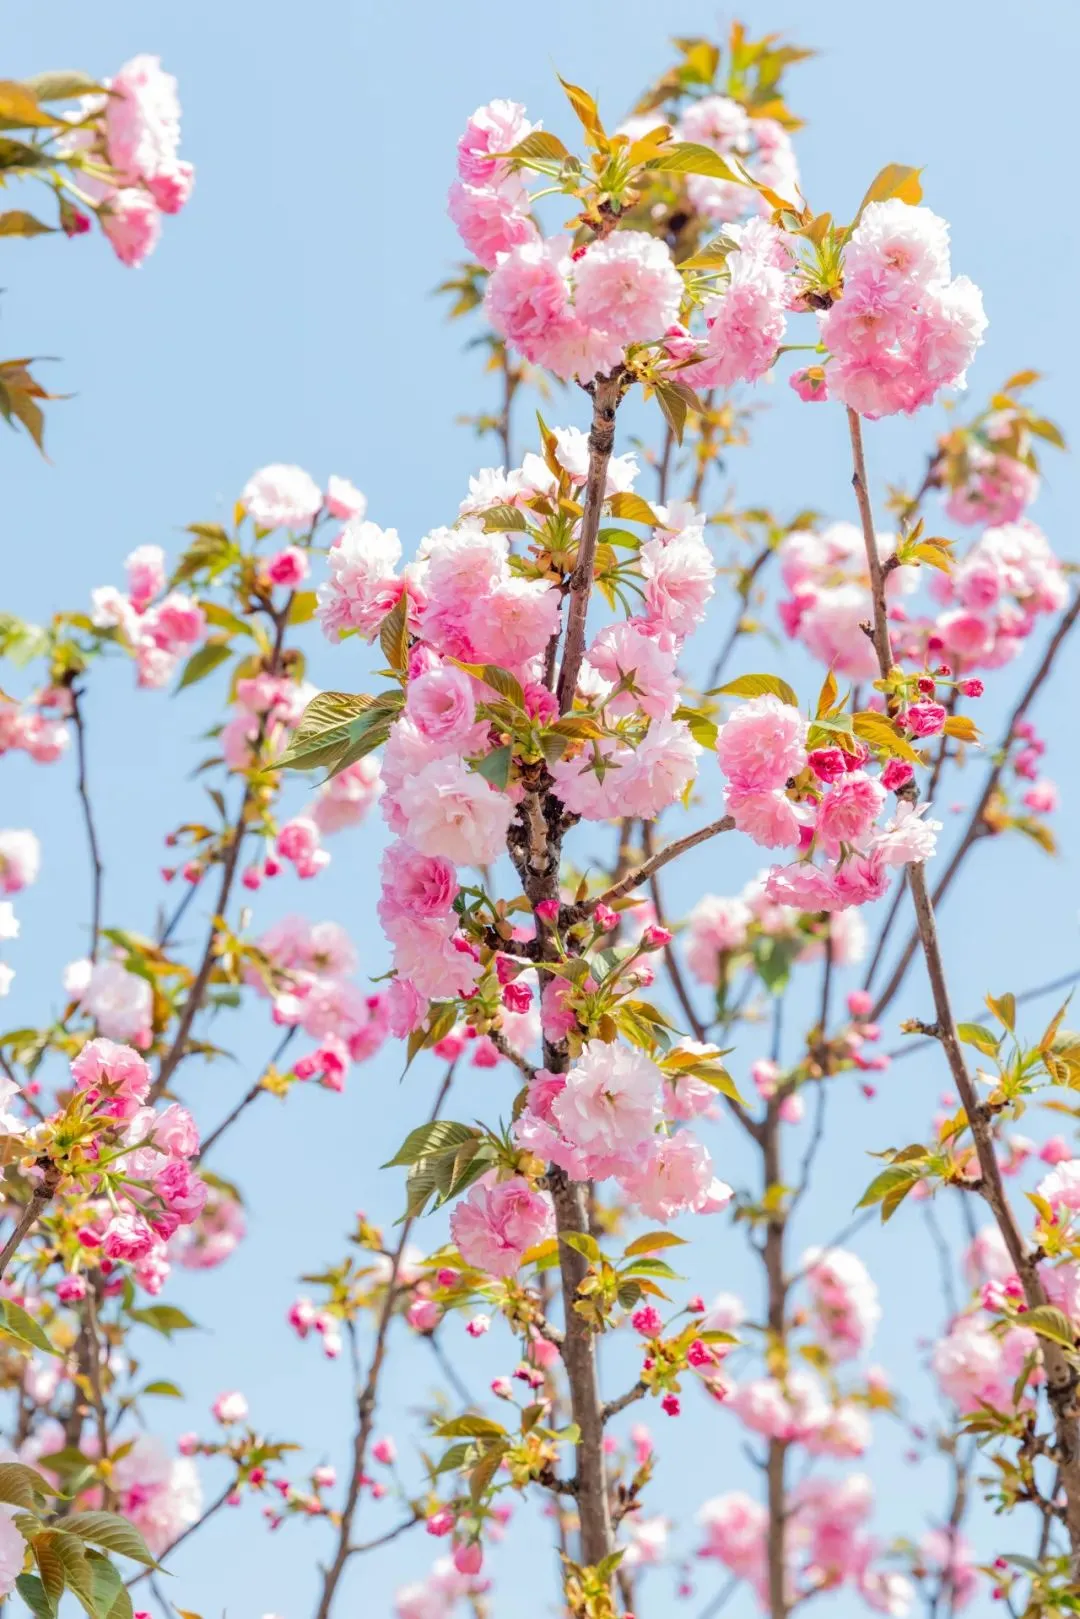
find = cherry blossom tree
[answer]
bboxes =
[1,25,1078,1619]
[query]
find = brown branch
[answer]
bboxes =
[83,1281,114,1509]
[0,1163,61,1281]
[549,1168,613,1565]
[70,685,105,963]
[846,408,895,680]
[197,1028,296,1162]
[349,1514,422,1556]
[154,600,296,1099]
[644,833,760,1143]
[909,861,1080,1571]
[706,544,775,690]
[871,588,1080,1019]
[849,407,1080,1575]
[314,1064,457,1619]
[126,1480,237,1588]
[762,1103,789,1619]
[556,371,624,713]
[601,1381,647,1424]
[567,815,735,922]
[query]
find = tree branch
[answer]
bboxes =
[566,814,735,921]
[313,1064,457,1619]
[871,589,1080,1019]
[848,406,1080,1575]
[70,684,105,963]
[556,371,624,713]
[0,1163,61,1282]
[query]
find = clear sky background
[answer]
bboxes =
[4,2,1080,1616]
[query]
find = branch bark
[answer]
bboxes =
[566,814,735,921]
[556,371,624,713]
[0,1162,61,1282]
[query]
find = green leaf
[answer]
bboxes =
[23,72,104,103]
[848,163,923,234]
[0,1300,59,1357]
[0,1462,54,1510]
[1022,1305,1077,1350]
[473,745,512,791]
[623,1231,688,1257]
[855,1162,924,1220]
[176,640,231,692]
[479,504,529,533]
[559,1230,601,1264]
[435,1415,507,1440]
[453,661,526,710]
[85,1552,133,1619]
[647,141,745,182]
[33,1532,66,1607]
[61,1513,156,1568]
[288,590,318,624]
[16,1573,55,1619]
[507,129,572,164]
[956,1023,1000,1057]
[654,380,688,445]
[606,491,660,526]
[379,592,410,674]
[677,234,736,271]
[51,1533,98,1618]
[850,710,922,764]
[141,1380,183,1398]
[1028,416,1066,450]
[985,992,1016,1032]
[0,210,54,236]
[557,74,606,148]
[277,690,388,773]
[469,1443,505,1503]
[709,672,799,708]
[622,1256,682,1279]
[384,1120,478,1169]
[128,1304,197,1338]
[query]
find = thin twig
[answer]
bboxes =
[349,1514,422,1556]
[570,815,736,920]
[706,545,775,690]
[427,1330,476,1409]
[313,1064,457,1619]
[198,1028,296,1161]
[871,589,1080,1019]
[127,1480,236,1587]
[70,684,105,963]
[0,1167,61,1281]
[848,406,1080,1575]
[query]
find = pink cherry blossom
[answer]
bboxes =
[450,1174,554,1278]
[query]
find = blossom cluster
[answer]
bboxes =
[60,55,195,266]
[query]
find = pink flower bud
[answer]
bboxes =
[642,924,673,949]
[661,1393,681,1416]
[881,759,914,791]
[426,1508,455,1537]
[453,1542,483,1575]
[594,903,618,932]
[372,1437,396,1465]
[535,899,559,924]
[846,989,874,1019]
[631,1306,663,1336]
[959,678,984,697]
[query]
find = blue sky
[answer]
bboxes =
[4,2,1080,1615]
